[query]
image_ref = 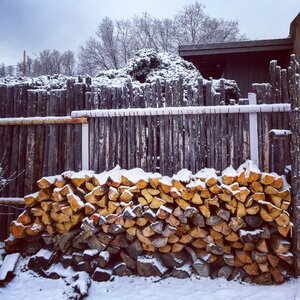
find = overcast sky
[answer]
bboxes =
[0,0,299,65]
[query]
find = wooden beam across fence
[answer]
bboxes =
[71,93,291,168]
[0,116,88,126]
[71,102,291,118]
[0,198,25,205]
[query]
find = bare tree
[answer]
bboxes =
[174,2,207,44]
[13,49,77,77]
[156,18,177,52]
[78,1,244,76]
[78,17,120,74]
[0,63,6,77]
[26,56,33,76]
[5,65,15,76]
[116,19,137,65]
[174,2,242,44]
[61,50,76,76]
[98,17,120,69]
[133,13,160,52]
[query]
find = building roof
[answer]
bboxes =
[178,38,293,57]
[290,12,300,38]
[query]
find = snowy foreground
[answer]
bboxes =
[1,258,300,300]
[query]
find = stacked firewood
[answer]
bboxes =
[6,160,293,284]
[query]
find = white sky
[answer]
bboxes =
[0,0,299,65]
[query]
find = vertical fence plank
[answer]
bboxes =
[172,81,179,173]
[205,81,213,167]
[145,84,152,172]
[220,79,228,170]
[74,83,85,170]
[150,82,158,172]
[289,54,300,275]
[44,90,59,176]
[57,89,67,174]
[64,79,75,171]
[122,85,129,169]
[197,78,206,169]
[24,90,37,194]
[178,78,184,170]
[34,90,47,184]
[2,86,14,196]
[8,86,20,197]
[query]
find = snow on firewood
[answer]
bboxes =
[67,192,85,211]
[221,183,240,195]
[159,176,173,186]
[99,251,110,262]
[194,168,218,186]
[71,170,95,180]
[280,175,291,191]
[108,165,124,185]
[122,206,136,219]
[244,160,261,177]
[3,160,294,285]
[83,249,99,258]
[193,179,206,190]
[195,168,218,180]
[239,229,264,237]
[93,171,110,186]
[269,129,292,136]
[143,208,156,219]
[37,175,58,189]
[61,170,75,179]
[222,165,238,180]
[122,168,152,184]
[137,255,168,275]
[92,165,123,186]
[173,169,192,183]
[157,205,172,215]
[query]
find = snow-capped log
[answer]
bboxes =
[4,160,293,284]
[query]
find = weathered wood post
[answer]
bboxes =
[289,54,300,275]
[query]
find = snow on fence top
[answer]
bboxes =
[0,49,240,101]
[70,103,291,118]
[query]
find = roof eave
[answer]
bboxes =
[179,38,293,57]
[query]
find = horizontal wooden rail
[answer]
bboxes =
[0,198,25,205]
[71,103,291,118]
[0,116,88,126]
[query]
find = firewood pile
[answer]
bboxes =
[4,160,293,284]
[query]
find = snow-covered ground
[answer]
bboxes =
[1,260,300,300]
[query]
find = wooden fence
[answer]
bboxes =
[0,57,295,241]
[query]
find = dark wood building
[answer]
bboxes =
[179,13,300,97]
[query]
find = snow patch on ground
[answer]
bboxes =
[1,268,300,300]
[0,256,299,299]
